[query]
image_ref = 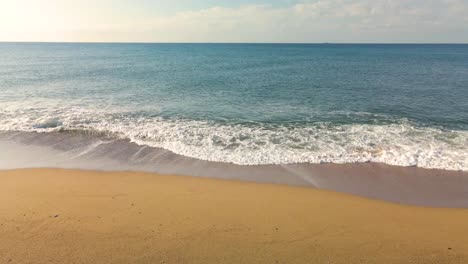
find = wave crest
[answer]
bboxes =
[0,104,466,171]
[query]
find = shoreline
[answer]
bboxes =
[1,168,468,263]
[1,131,468,207]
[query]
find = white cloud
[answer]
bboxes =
[1,0,467,42]
[136,0,468,43]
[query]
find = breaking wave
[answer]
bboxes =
[1,103,466,171]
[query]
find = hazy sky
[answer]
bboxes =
[1,0,467,43]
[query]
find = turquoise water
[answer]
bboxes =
[0,43,467,170]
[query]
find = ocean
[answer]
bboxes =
[1,43,467,171]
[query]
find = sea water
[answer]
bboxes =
[0,43,467,170]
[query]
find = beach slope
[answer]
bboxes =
[1,169,468,264]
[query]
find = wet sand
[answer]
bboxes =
[1,131,468,207]
[1,168,468,264]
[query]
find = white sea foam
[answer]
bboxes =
[33,118,63,129]
[0,101,467,171]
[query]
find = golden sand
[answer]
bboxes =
[1,169,468,263]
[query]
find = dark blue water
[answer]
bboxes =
[0,43,467,170]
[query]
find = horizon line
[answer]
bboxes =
[1,41,468,45]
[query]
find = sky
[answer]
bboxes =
[1,0,467,43]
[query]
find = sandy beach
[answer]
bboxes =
[1,169,468,264]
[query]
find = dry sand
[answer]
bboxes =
[1,169,468,264]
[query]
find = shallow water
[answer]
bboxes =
[1,131,468,207]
